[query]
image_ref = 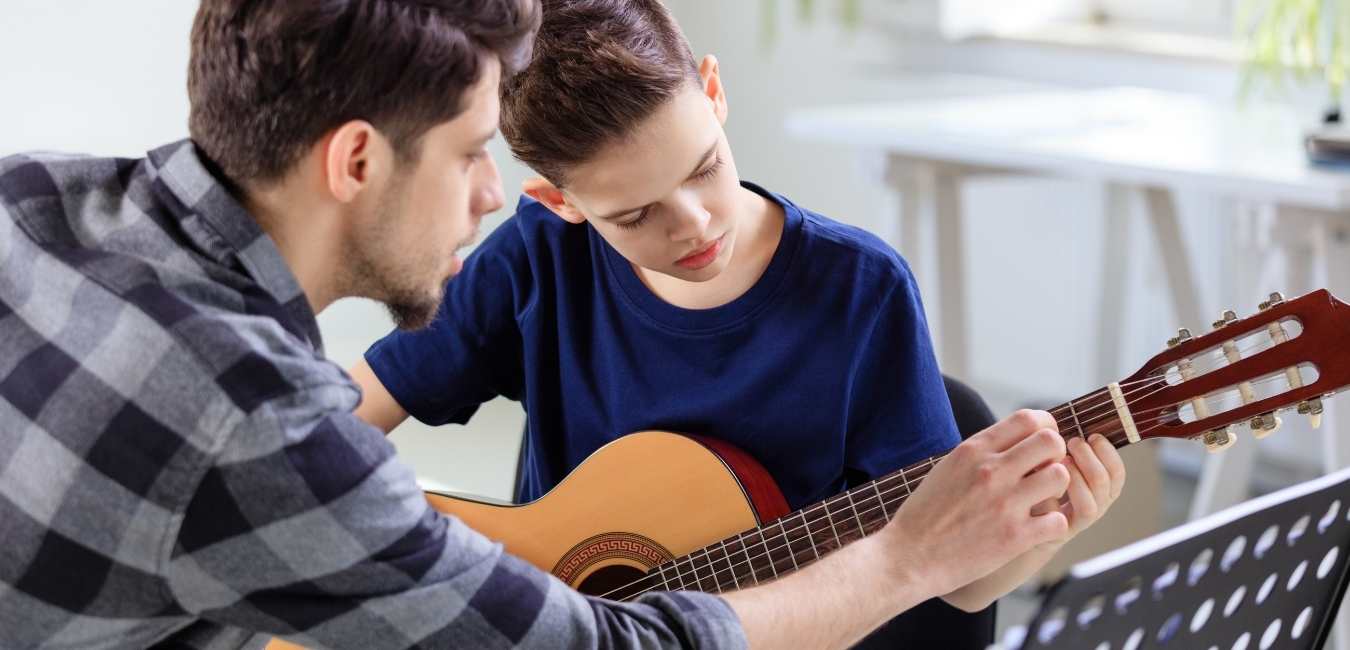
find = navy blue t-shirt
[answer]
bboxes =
[364,183,960,509]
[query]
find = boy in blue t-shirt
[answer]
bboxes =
[353,0,1124,629]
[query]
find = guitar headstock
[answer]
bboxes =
[1119,289,1350,451]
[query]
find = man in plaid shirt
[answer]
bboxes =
[0,1,1080,648]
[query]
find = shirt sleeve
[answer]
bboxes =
[166,392,746,649]
[362,220,531,426]
[843,261,961,483]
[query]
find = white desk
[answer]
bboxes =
[788,83,1350,645]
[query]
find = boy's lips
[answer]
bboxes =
[675,235,724,270]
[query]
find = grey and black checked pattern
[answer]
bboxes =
[0,141,746,649]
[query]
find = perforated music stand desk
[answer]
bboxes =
[1003,466,1350,650]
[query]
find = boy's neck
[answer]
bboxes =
[637,186,784,310]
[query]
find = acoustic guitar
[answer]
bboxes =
[269,288,1350,648]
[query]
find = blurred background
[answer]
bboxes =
[5,0,1350,641]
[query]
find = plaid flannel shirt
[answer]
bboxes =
[0,141,746,649]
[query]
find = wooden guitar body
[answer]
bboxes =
[426,431,788,596]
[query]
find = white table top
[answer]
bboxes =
[787,85,1350,211]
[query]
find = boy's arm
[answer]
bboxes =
[723,410,1073,649]
[350,359,409,434]
[358,221,530,429]
[942,433,1127,612]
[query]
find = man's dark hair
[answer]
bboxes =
[189,0,540,185]
[500,0,698,187]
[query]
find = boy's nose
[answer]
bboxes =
[668,195,711,242]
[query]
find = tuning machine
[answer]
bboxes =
[1202,426,1237,453]
[1258,292,1285,311]
[1166,328,1194,348]
[1250,412,1283,439]
[1298,398,1324,429]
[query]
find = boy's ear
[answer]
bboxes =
[522,177,587,224]
[698,54,727,125]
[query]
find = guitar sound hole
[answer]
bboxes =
[576,564,655,601]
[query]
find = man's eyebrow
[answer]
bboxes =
[472,128,497,147]
[596,140,719,221]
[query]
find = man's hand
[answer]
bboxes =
[877,409,1073,597]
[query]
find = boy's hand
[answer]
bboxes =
[879,409,1073,597]
[1033,433,1126,548]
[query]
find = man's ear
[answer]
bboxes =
[322,120,384,203]
[698,54,727,125]
[522,177,587,224]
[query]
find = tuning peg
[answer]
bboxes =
[1258,292,1286,311]
[1298,398,1324,429]
[1202,426,1237,453]
[1167,328,1194,348]
[1212,310,1238,329]
[1250,413,1282,439]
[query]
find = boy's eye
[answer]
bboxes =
[618,208,650,230]
[691,154,723,182]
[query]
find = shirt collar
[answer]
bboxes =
[145,140,323,352]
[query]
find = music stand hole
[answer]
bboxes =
[1153,562,1180,599]
[1222,535,1248,572]
[1318,546,1340,580]
[1319,500,1340,534]
[1292,606,1314,639]
[1256,572,1278,605]
[1288,514,1311,546]
[1255,525,1279,559]
[1224,585,1247,617]
[1287,560,1308,591]
[1259,618,1282,649]
[1191,598,1215,633]
[1189,548,1213,586]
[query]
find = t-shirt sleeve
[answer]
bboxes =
[843,261,961,481]
[363,221,532,426]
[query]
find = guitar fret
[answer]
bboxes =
[776,522,799,571]
[698,547,717,591]
[734,533,756,586]
[1066,397,1086,439]
[721,540,740,590]
[675,554,696,589]
[797,511,820,561]
[870,481,890,523]
[823,503,842,549]
[847,490,866,536]
[759,527,779,578]
[656,563,672,590]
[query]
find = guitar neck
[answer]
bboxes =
[646,385,1135,596]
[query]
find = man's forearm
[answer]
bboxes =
[719,535,932,650]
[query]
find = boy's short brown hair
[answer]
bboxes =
[500,0,698,186]
[188,0,540,186]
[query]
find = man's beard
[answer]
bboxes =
[346,177,448,331]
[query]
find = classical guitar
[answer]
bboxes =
[268,289,1350,648]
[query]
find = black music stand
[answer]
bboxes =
[1006,466,1350,650]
